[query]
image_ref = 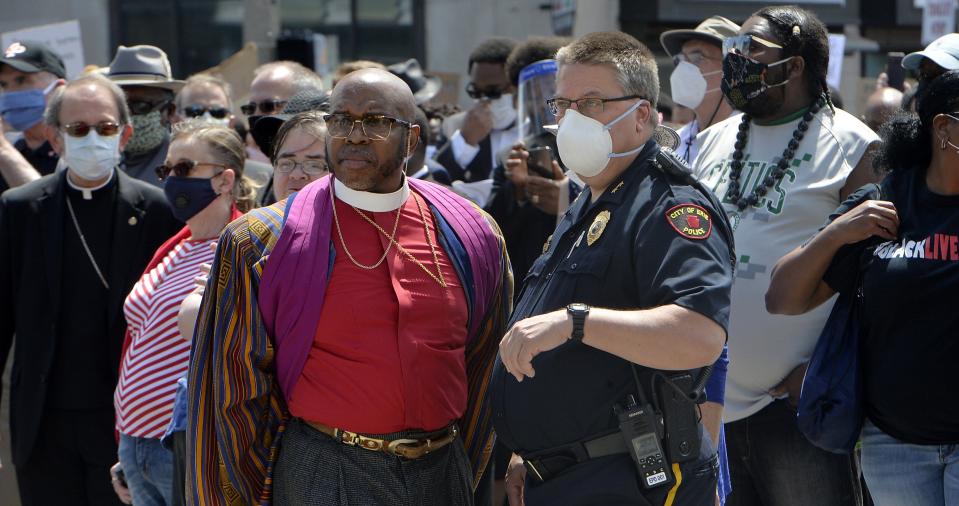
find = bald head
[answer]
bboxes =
[331,69,417,122]
[864,87,903,132]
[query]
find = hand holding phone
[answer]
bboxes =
[526,146,555,179]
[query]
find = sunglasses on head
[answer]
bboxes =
[240,99,287,116]
[183,105,230,119]
[128,99,172,116]
[466,83,509,100]
[155,160,228,181]
[61,121,121,138]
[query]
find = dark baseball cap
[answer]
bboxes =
[0,41,67,78]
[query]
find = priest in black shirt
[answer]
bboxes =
[0,73,178,506]
[0,41,67,193]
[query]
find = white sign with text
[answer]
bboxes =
[1,20,85,79]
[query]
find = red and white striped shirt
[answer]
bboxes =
[115,237,216,438]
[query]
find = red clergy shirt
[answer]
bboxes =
[287,190,470,433]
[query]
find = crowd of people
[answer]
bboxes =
[0,3,956,506]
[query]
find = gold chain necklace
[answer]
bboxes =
[331,185,401,269]
[351,192,448,288]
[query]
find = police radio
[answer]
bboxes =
[615,395,675,489]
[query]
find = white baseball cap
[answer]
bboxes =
[903,33,959,71]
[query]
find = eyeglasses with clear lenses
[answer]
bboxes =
[673,51,714,68]
[546,95,643,116]
[240,99,287,116]
[183,105,231,119]
[155,160,228,181]
[323,113,412,141]
[275,158,329,175]
[61,121,121,138]
[722,34,783,59]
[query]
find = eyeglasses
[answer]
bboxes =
[275,158,329,175]
[128,99,172,116]
[240,99,287,116]
[323,113,412,141]
[61,121,121,138]
[723,34,783,59]
[673,51,716,68]
[546,95,643,116]
[466,83,509,100]
[183,105,231,119]
[155,160,228,181]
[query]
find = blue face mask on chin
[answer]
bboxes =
[163,175,220,223]
[0,81,57,132]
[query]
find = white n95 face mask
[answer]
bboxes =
[64,131,121,181]
[489,93,517,130]
[555,100,646,178]
[670,61,720,110]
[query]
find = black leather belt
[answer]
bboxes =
[522,431,627,485]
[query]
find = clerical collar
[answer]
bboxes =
[333,176,410,212]
[66,170,116,200]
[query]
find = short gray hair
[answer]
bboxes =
[176,73,234,110]
[556,31,660,109]
[44,73,131,128]
[254,60,325,94]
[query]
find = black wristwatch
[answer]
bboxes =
[567,303,590,342]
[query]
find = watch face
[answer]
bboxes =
[569,303,589,312]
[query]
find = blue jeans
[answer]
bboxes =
[861,419,959,506]
[118,434,175,506]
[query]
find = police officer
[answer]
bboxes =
[491,32,734,506]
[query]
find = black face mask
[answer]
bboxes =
[721,52,792,117]
[163,175,219,222]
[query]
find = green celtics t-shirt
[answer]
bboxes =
[693,107,878,422]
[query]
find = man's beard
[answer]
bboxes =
[328,138,407,191]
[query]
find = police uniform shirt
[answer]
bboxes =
[490,140,734,457]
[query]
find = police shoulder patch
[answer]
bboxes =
[665,203,712,240]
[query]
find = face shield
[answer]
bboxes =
[518,59,559,149]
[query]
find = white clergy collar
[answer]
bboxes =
[333,176,410,212]
[66,169,115,200]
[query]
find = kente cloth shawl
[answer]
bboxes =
[186,175,513,505]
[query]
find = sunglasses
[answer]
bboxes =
[183,105,231,119]
[61,121,121,138]
[723,34,783,59]
[128,99,172,116]
[466,83,509,100]
[155,160,228,181]
[240,99,287,116]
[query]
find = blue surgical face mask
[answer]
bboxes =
[0,81,57,132]
[163,175,220,222]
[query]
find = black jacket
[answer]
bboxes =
[0,170,179,466]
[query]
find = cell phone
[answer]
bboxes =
[526,146,555,179]
[886,52,905,91]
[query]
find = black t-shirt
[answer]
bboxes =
[490,142,734,455]
[824,168,959,445]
